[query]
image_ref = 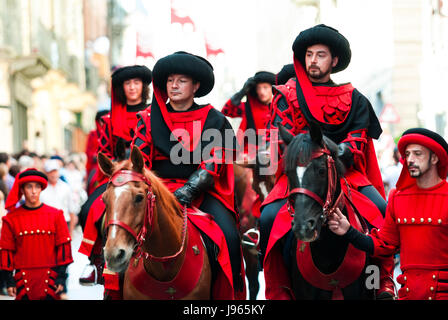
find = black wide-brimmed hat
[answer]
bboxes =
[111,65,152,88]
[275,64,295,85]
[152,51,215,97]
[253,71,275,85]
[292,24,351,73]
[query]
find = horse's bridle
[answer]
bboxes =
[287,147,344,223]
[106,170,188,263]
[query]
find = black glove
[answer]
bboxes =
[242,76,256,94]
[337,143,354,169]
[230,77,256,106]
[174,168,215,206]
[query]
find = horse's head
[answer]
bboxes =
[98,146,152,272]
[279,123,346,242]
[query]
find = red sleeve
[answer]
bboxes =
[130,112,154,169]
[97,116,114,159]
[370,189,400,258]
[54,210,73,266]
[0,218,15,271]
[221,99,245,118]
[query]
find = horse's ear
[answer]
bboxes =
[278,124,294,146]
[98,152,114,177]
[309,121,323,147]
[131,146,144,173]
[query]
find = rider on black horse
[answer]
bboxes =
[258,24,395,299]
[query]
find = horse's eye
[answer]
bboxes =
[135,194,144,203]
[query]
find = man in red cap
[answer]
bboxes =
[0,169,73,300]
[130,51,245,299]
[79,65,152,286]
[260,24,393,299]
[329,127,448,300]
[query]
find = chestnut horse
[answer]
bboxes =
[98,146,212,299]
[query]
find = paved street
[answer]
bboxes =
[1,225,401,301]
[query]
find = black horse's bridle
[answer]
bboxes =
[287,146,344,223]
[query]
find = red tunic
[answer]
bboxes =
[131,103,236,215]
[0,204,73,300]
[222,95,270,155]
[369,181,448,300]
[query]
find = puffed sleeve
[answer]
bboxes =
[54,210,73,266]
[0,217,16,271]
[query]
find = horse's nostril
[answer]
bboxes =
[307,218,316,230]
[117,249,126,261]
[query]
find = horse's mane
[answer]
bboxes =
[144,169,183,218]
[112,160,183,218]
[284,132,345,176]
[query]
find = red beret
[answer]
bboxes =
[5,168,48,211]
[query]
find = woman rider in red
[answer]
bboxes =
[79,65,152,288]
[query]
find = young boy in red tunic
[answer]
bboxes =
[0,168,73,300]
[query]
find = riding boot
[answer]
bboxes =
[174,167,215,207]
[371,255,396,299]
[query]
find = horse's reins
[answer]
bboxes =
[106,170,188,263]
[287,147,344,223]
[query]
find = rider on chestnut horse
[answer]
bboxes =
[130,51,245,299]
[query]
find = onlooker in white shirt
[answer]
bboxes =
[40,159,79,235]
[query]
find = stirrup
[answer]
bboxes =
[242,228,260,248]
[79,263,98,286]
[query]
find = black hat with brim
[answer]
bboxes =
[152,51,215,97]
[111,65,152,88]
[292,24,351,73]
[253,71,275,85]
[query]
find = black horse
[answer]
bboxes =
[278,123,375,300]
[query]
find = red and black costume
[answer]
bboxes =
[221,71,274,156]
[130,51,245,298]
[260,24,393,299]
[0,169,73,300]
[85,109,109,196]
[343,128,448,300]
[79,65,152,289]
[222,71,275,223]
